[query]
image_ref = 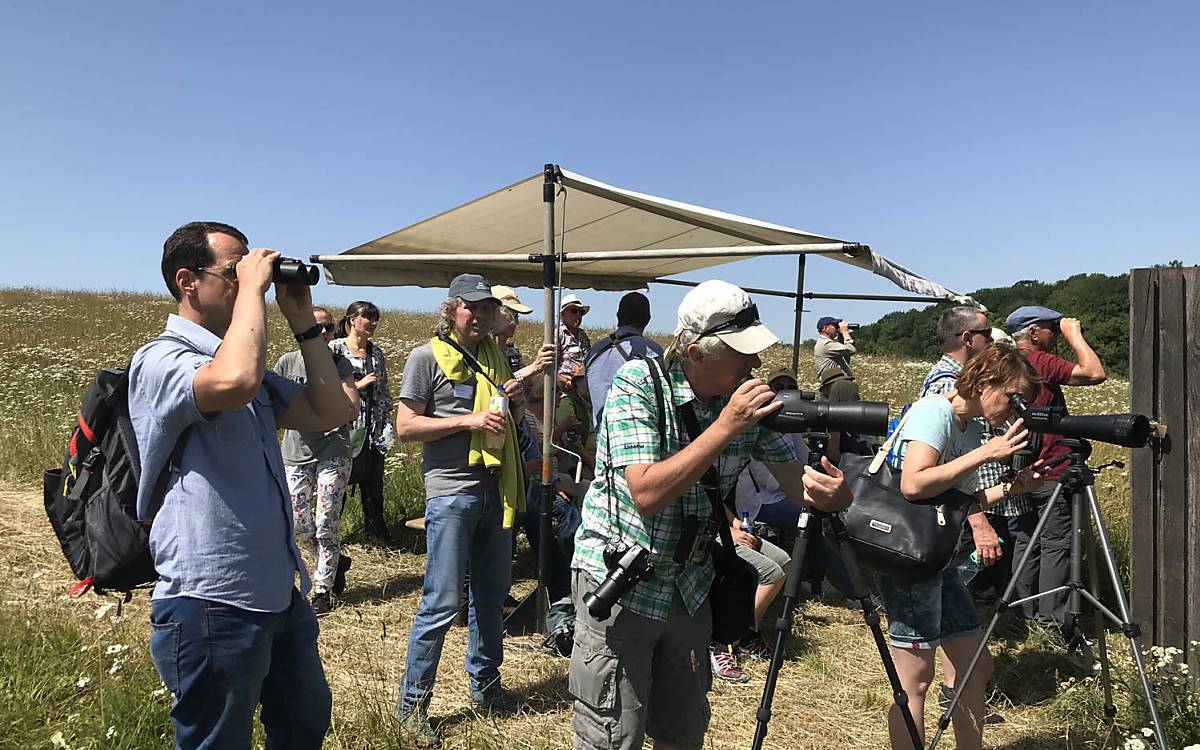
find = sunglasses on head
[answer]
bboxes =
[700,303,760,338]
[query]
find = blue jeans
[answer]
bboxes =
[148,588,330,750]
[398,488,513,714]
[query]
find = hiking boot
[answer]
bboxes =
[397,709,439,748]
[332,554,352,597]
[709,644,750,684]
[468,682,522,715]
[739,631,773,661]
[311,592,332,616]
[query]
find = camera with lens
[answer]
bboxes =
[272,257,321,286]
[582,542,654,621]
[760,389,890,436]
[1007,394,1152,448]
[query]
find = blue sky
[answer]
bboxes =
[2,2,1197,340]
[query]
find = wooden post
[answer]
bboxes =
[1129,266,1200,680]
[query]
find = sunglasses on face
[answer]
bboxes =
[319,323,335,332]
[700,303,760,338]
[964,327,993,339]
[196,262,239,281]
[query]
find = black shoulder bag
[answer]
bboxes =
[838,407,976,584]
[644,357,757,645]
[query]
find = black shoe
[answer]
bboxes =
[312,592,332,616]
[333,554,352,597]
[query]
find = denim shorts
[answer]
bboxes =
[880,566,981,650]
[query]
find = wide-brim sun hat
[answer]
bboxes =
[560,293,591,314]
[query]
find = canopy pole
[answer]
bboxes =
[650,278,936,304]
[310,243,862,265]
[538,164,558,636]
[791,255,807,375]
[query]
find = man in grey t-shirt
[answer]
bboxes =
[275,307,360,614]
[393,274,527,740]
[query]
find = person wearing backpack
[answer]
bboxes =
[584,291,663,429]
[129,222,355,750]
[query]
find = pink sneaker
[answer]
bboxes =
[709,644,750,683]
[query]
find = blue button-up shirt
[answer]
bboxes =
[129,314,308,612]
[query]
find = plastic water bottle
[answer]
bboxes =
[483,386,508,451]
[740,512,754,534]
[969,536,1004,565]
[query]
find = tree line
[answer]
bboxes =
[851,272,1134,377]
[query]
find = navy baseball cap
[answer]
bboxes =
[816,316,840,331]
[1005,305,1064,333]
[448,273,497,303]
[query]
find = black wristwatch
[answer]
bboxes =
[294,324,323,343]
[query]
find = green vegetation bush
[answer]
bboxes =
[853,272,1132,377]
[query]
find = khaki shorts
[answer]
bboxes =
[569,569,712,750]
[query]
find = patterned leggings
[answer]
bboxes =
[285,457,352,595]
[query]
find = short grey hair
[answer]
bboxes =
[1011,326,1032,343]
[666,325,734,365]
[434,297,461,336]
[937,306,987,352]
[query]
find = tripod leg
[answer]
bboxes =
[1085,485,1169,750]
[928,482,1069,750]
[752,510,816,750]
[1063,489,1086,643]
[825,516,924,750]
[1086,532,1117,718]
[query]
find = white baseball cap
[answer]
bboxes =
[560,294,590,313]
[675,280,778,355]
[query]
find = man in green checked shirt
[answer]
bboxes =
[569,280,854,750]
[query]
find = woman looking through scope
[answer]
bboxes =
[882,344,1045,750]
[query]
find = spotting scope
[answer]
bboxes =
[1007,394,1152,448]
[761,390,890,435]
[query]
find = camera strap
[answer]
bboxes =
[677,401,739,559]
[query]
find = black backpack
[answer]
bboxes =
[43,365,188,598]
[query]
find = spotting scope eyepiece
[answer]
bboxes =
[761,389,891,436]
[1007,394,1152,448]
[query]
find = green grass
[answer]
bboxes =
[2,285,1189,750]
[0,601,172,750]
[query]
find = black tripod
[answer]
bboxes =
[752,464,924,750]
[928,440,1168,749]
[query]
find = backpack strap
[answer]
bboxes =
[585,331,640,368]
[145,428,190,521]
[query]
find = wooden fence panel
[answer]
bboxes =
[1129,266,1199,677]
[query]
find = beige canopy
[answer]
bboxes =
[312,167,973,304]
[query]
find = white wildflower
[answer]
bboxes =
[50,731,70,749]
[75,676,90,688]
[94,603,115,620]
[151,686,169,698]
[104,644,128,655]
[105,726,116,740]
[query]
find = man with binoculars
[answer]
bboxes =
[569,280,853,750]
[129,222,353,749]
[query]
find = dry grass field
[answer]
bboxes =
[0,287,1188,750]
